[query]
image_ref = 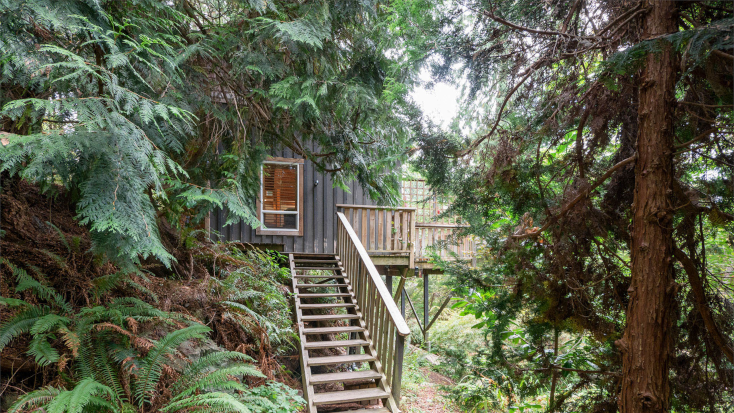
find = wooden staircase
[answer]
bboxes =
[291,213,411,412]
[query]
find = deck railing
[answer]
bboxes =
[336,204,416,267]
[336,212,411,403]
[415,223,477,263]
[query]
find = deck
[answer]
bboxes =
[336,203,477,271]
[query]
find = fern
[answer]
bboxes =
[48,378,118,413]
[1,259,72,313]
[0,296,29,307]
[0,305,52,349]
[162,392,255,413]
[28,334,61,366]
[4,275,301,413]
[173,365,264,399]
[8,386,62,413]
[133,324,210,407]
[172,351,255,392]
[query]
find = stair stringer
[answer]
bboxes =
[289,254,316,413]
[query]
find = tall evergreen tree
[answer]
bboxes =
[393,0,733,411]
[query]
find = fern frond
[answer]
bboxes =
[91,271,128,298]
[44,378,117,413]
[28,334,61,366]
[0,305,52,350]
[8,386,61,413]
[133,324,210,407]
[1,259,71,313]
[172,365,264,400]
[0,296,30,307]
[93,337,128,403]
[30,313,70,335]
[162,391,254,413]
[45,221,71,253]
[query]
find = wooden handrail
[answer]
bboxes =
[415,222,470,228]
[336,212,409,403]
[336,204,417,211]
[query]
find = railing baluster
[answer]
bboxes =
[377,210,384,251]
[400,211,407,251]
[335,212,410,407]
[361,208,368,247]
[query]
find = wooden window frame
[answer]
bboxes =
[256,157,304,236]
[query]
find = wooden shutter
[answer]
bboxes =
[261,163,300,231]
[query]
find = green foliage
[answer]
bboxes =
[1,262,303,413]
[390,0,734,411]
[1,0,417,269]
[208,247,296,351]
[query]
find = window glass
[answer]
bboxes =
[263,213,298,230]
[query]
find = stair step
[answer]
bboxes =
[309,370,382,384]
[299,303,356,309]
[301,314,360,321]
[294,259,339,263]
[312,388,389,405]
[296,283,349,288]
[294,267,342,271]
[297,293,351,298]
[304,339,370,349]
[303,326,364,334]
[308,354,375,366]
[331,409,390,413]
[294,275,346,279]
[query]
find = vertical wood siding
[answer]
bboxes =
[210,142,377,254]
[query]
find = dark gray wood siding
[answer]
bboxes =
[210,142,377,254]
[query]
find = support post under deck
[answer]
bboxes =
[424,272,430,352]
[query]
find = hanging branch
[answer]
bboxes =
[457,60,546,157]
[673,247,734,363]
[511,155,636,240]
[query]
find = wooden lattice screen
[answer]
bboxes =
[400,180,459,224]
[401,180,475,262]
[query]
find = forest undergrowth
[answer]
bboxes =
[0,178,304,412]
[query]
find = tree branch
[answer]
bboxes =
[561,0,584,34]
[457,60,545,157]
[673,247,734,363]
[511,155,636,240]
[482,10,592,39]
[674,127,718,149]
[576,108,590,178]
[528,365,619,376]
[712,49,734,62]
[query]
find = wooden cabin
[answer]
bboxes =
[210,150,477,273]
[211,149,477,412]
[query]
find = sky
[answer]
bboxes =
[410,70,462,129]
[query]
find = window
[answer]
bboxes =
[257,157,304,236]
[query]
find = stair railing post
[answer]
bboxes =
[392,333,405,404]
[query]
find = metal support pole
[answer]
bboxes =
[386,274,393,296]
[424,272,430,352]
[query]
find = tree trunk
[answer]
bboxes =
[618,2,678,412]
